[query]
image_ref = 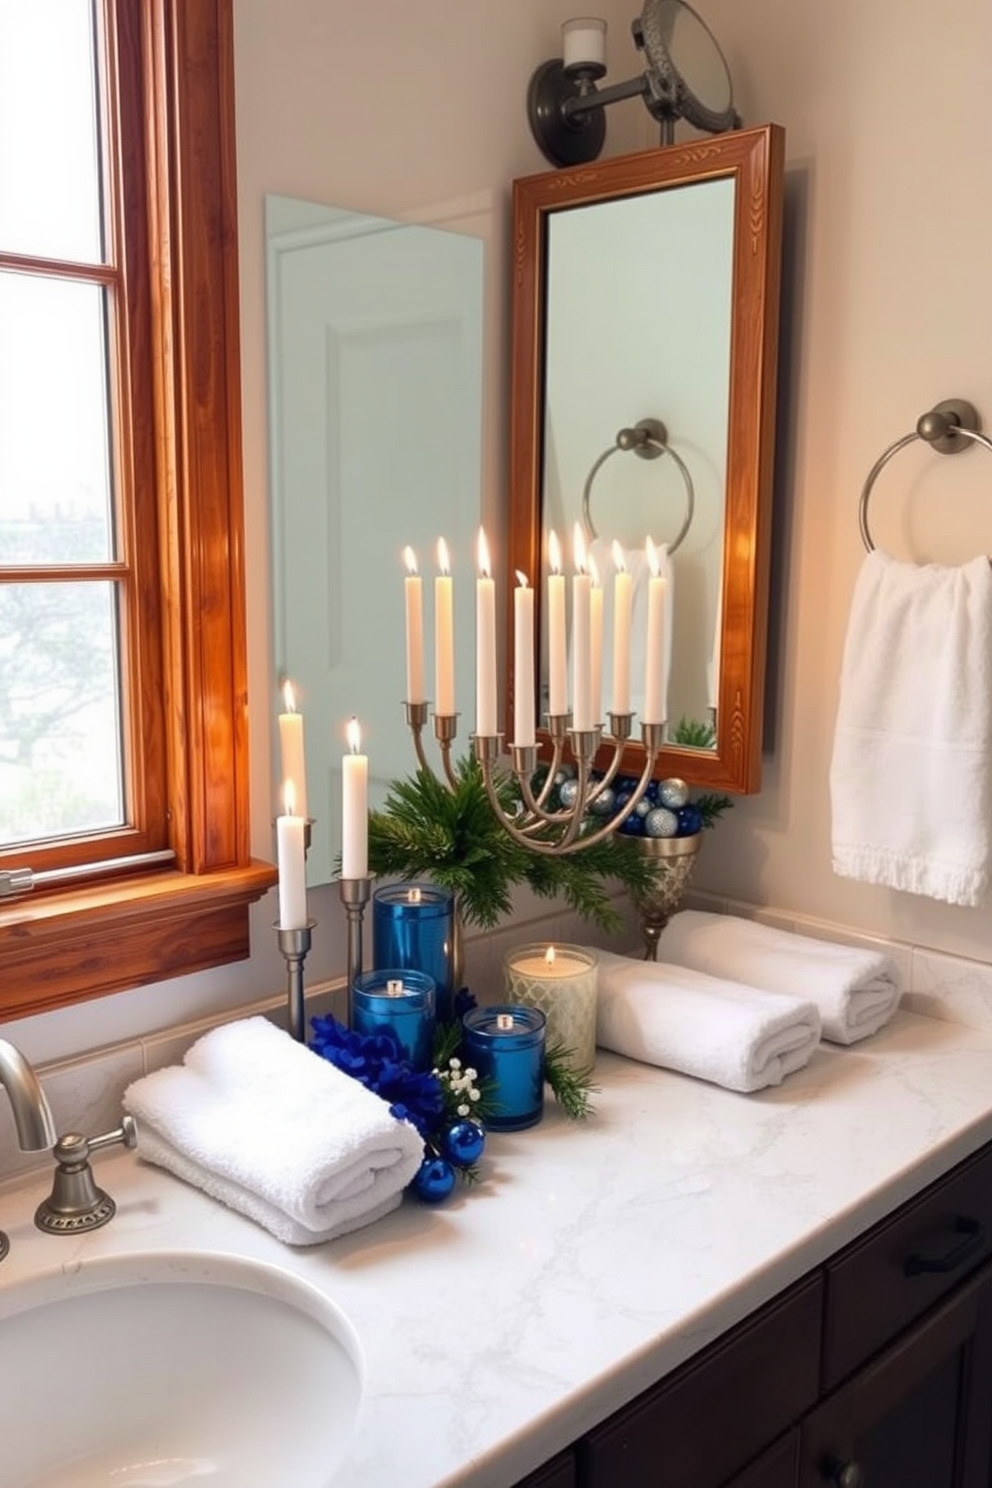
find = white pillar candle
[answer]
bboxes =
[277,680,308,822]
[611,540,632,716]
[341,716,368,880]
[403,546,425,704]
[547,529,567,718]
[435,537,455,717]
[561,16,606,69]
[276,781,308,929]
[589,554,603,727]
[643,536,667,724]
[475,527,498,737]
[571,523,592,731]
[514,571,536,748]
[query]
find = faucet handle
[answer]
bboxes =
[34,1115,139,1236]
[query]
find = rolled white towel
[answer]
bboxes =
[593,949,821,1094]
[124,1016,425,1246]
[659,911,902,1045]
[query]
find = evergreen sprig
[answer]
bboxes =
[367,755,655,931]
[543,1040,597,1120]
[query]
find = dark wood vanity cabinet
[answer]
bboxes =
[513,1140,992,1488]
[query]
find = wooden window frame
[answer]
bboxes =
[0,0,275,1021]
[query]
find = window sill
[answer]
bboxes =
[0,860,278,1019]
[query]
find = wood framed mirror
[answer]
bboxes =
[506,123,784,793]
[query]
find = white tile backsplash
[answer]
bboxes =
[3,891,991,1187]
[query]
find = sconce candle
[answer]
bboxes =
[475,527,497,736]
[277,680,308,823]
[276,781,308,930]
[352,969,435,1071]
[547,529,567,717]
[341,716,368,880]
[561,15,607,70]
[435,537,455,716]
[612,541,632,716]
[461,1005,547,1131]
[372,882,455,1021]
[513,571,536,747]
[504,943,599,1075]
[403,546,426,705]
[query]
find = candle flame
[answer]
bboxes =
[612,539,627,574]
[544,945,557,968]
[548,529,562,575]
[515,569,529,589]
[403,545,419,576]
[573,522,588,575]
[346,716,362,754]
[283,779,297,816]
[476,526,491,579]
[282,678,297,713]
[645,535,661,578]
[437,536,450,575]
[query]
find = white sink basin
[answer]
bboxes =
[0,1249,363,1488]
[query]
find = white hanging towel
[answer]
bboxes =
[829,549,992,907]
[586,536,674,722]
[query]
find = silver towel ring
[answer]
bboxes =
[581,417,695,553]
[859,398,992,552]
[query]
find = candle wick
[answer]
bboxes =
[496,1013,515,1031]
[386,979,405,997]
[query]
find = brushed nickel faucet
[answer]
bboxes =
[0,1038,57,1261]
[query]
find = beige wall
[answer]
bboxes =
[9,0,992,1064]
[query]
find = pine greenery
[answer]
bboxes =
[367,755,656,931]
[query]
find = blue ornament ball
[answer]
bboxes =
[443,1120,486,1168]
[644,806,679,838]
[559,778,580,809]
[677,804,704,836]
[659,777,690,810]
[619,811,645,835]
[413,1156,457,1204]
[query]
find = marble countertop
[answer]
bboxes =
[5,1009,992,1488]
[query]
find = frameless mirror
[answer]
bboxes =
[266,196,484,884]
[506,123,784,793]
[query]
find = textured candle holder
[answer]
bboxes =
[373,882,455,1021]
[628,832,702,961]
[338,875,373,1027]
[503,944,599,1075]
[462,1004,547,1131]
[352,969,436,1071]
[276,920,316,1043]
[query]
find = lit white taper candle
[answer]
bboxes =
[276,779,308,929]
[403,546,425,704]
[643,537,667,725]
[547,529,567,718]
[475,527,498,736]
[514,570,536,747]
[571,523,592,731]
[435,537,455,716]
[611,540,632,716]
[589,553,603,727]
[277,680,308,823]
[341,716,368,880]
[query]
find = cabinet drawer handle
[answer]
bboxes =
[823,1454,865,1488]
[903,1215,987,1276]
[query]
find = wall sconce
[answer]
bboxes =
[527,0,740,168]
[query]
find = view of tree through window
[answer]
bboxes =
[0,0,126,847]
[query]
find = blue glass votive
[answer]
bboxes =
[352,969,436,1072]
[461,1004,547,1132]
[373,883,455,1021]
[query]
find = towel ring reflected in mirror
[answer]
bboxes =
[859,398,992,552]
[581,417,696,551]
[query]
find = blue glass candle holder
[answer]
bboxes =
[352,969,436,1072]
[462,1004,547,1132]
[372,883,455,1021]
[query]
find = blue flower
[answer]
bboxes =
[309,1015,445,1140]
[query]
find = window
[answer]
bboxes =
[0,0,275,1020]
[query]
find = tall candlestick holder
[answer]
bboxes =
[339,875,373,1026]
[276,921,315,1043]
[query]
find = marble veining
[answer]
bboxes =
[4,1010,992,1487]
